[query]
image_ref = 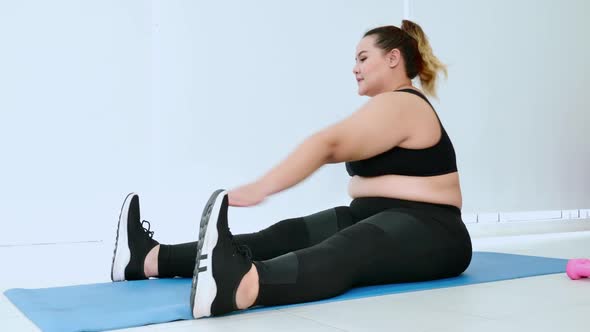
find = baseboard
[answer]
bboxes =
[467,218,590,238]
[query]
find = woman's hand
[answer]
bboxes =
[228,181,271,207]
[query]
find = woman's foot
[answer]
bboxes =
[111,193,160,281]
[191,189,256,318]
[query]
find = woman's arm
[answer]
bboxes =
[257,133,335,196]
[229,92,412,206]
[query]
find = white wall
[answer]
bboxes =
[0,1,151,244]
[413,0,590,213]
[147,0,405,243]
[1,0,588,245]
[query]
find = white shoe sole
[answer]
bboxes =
[111,193,136,282]
[191,189,226,319]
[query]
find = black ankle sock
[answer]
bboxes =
[158,242,198,278]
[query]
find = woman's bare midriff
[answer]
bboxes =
[348,172,463,209]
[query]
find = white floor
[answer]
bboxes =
[1,230,589,332]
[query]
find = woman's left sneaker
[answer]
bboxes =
[111,193,159,281]
[191,189,253,318]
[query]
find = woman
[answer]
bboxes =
[111,19,472,319]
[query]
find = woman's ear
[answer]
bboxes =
[387,48,402,68]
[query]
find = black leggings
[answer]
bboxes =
[158,197,472,306]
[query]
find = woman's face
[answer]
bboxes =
[352,35,395,97]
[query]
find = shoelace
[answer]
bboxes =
[224,228,252,260]
[234,242,252,260]
[141,220,155,238]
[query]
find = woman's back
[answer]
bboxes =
[347,87,463,209]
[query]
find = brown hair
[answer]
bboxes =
[363,20,447,97]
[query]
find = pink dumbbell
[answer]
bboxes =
[566,258,590,280]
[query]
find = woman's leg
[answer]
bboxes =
[150,206,358,278]
[235,206,358,260]
[191,192,472,317]
[250,208,472,306]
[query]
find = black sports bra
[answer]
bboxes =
[345,89,458,177]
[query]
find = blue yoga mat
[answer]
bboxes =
[4,252,567,332]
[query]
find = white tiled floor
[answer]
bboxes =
[1,230,589,332]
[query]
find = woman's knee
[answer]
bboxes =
[301,206,356,245]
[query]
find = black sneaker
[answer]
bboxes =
[111,193,159,281]
[191,189,253,318]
